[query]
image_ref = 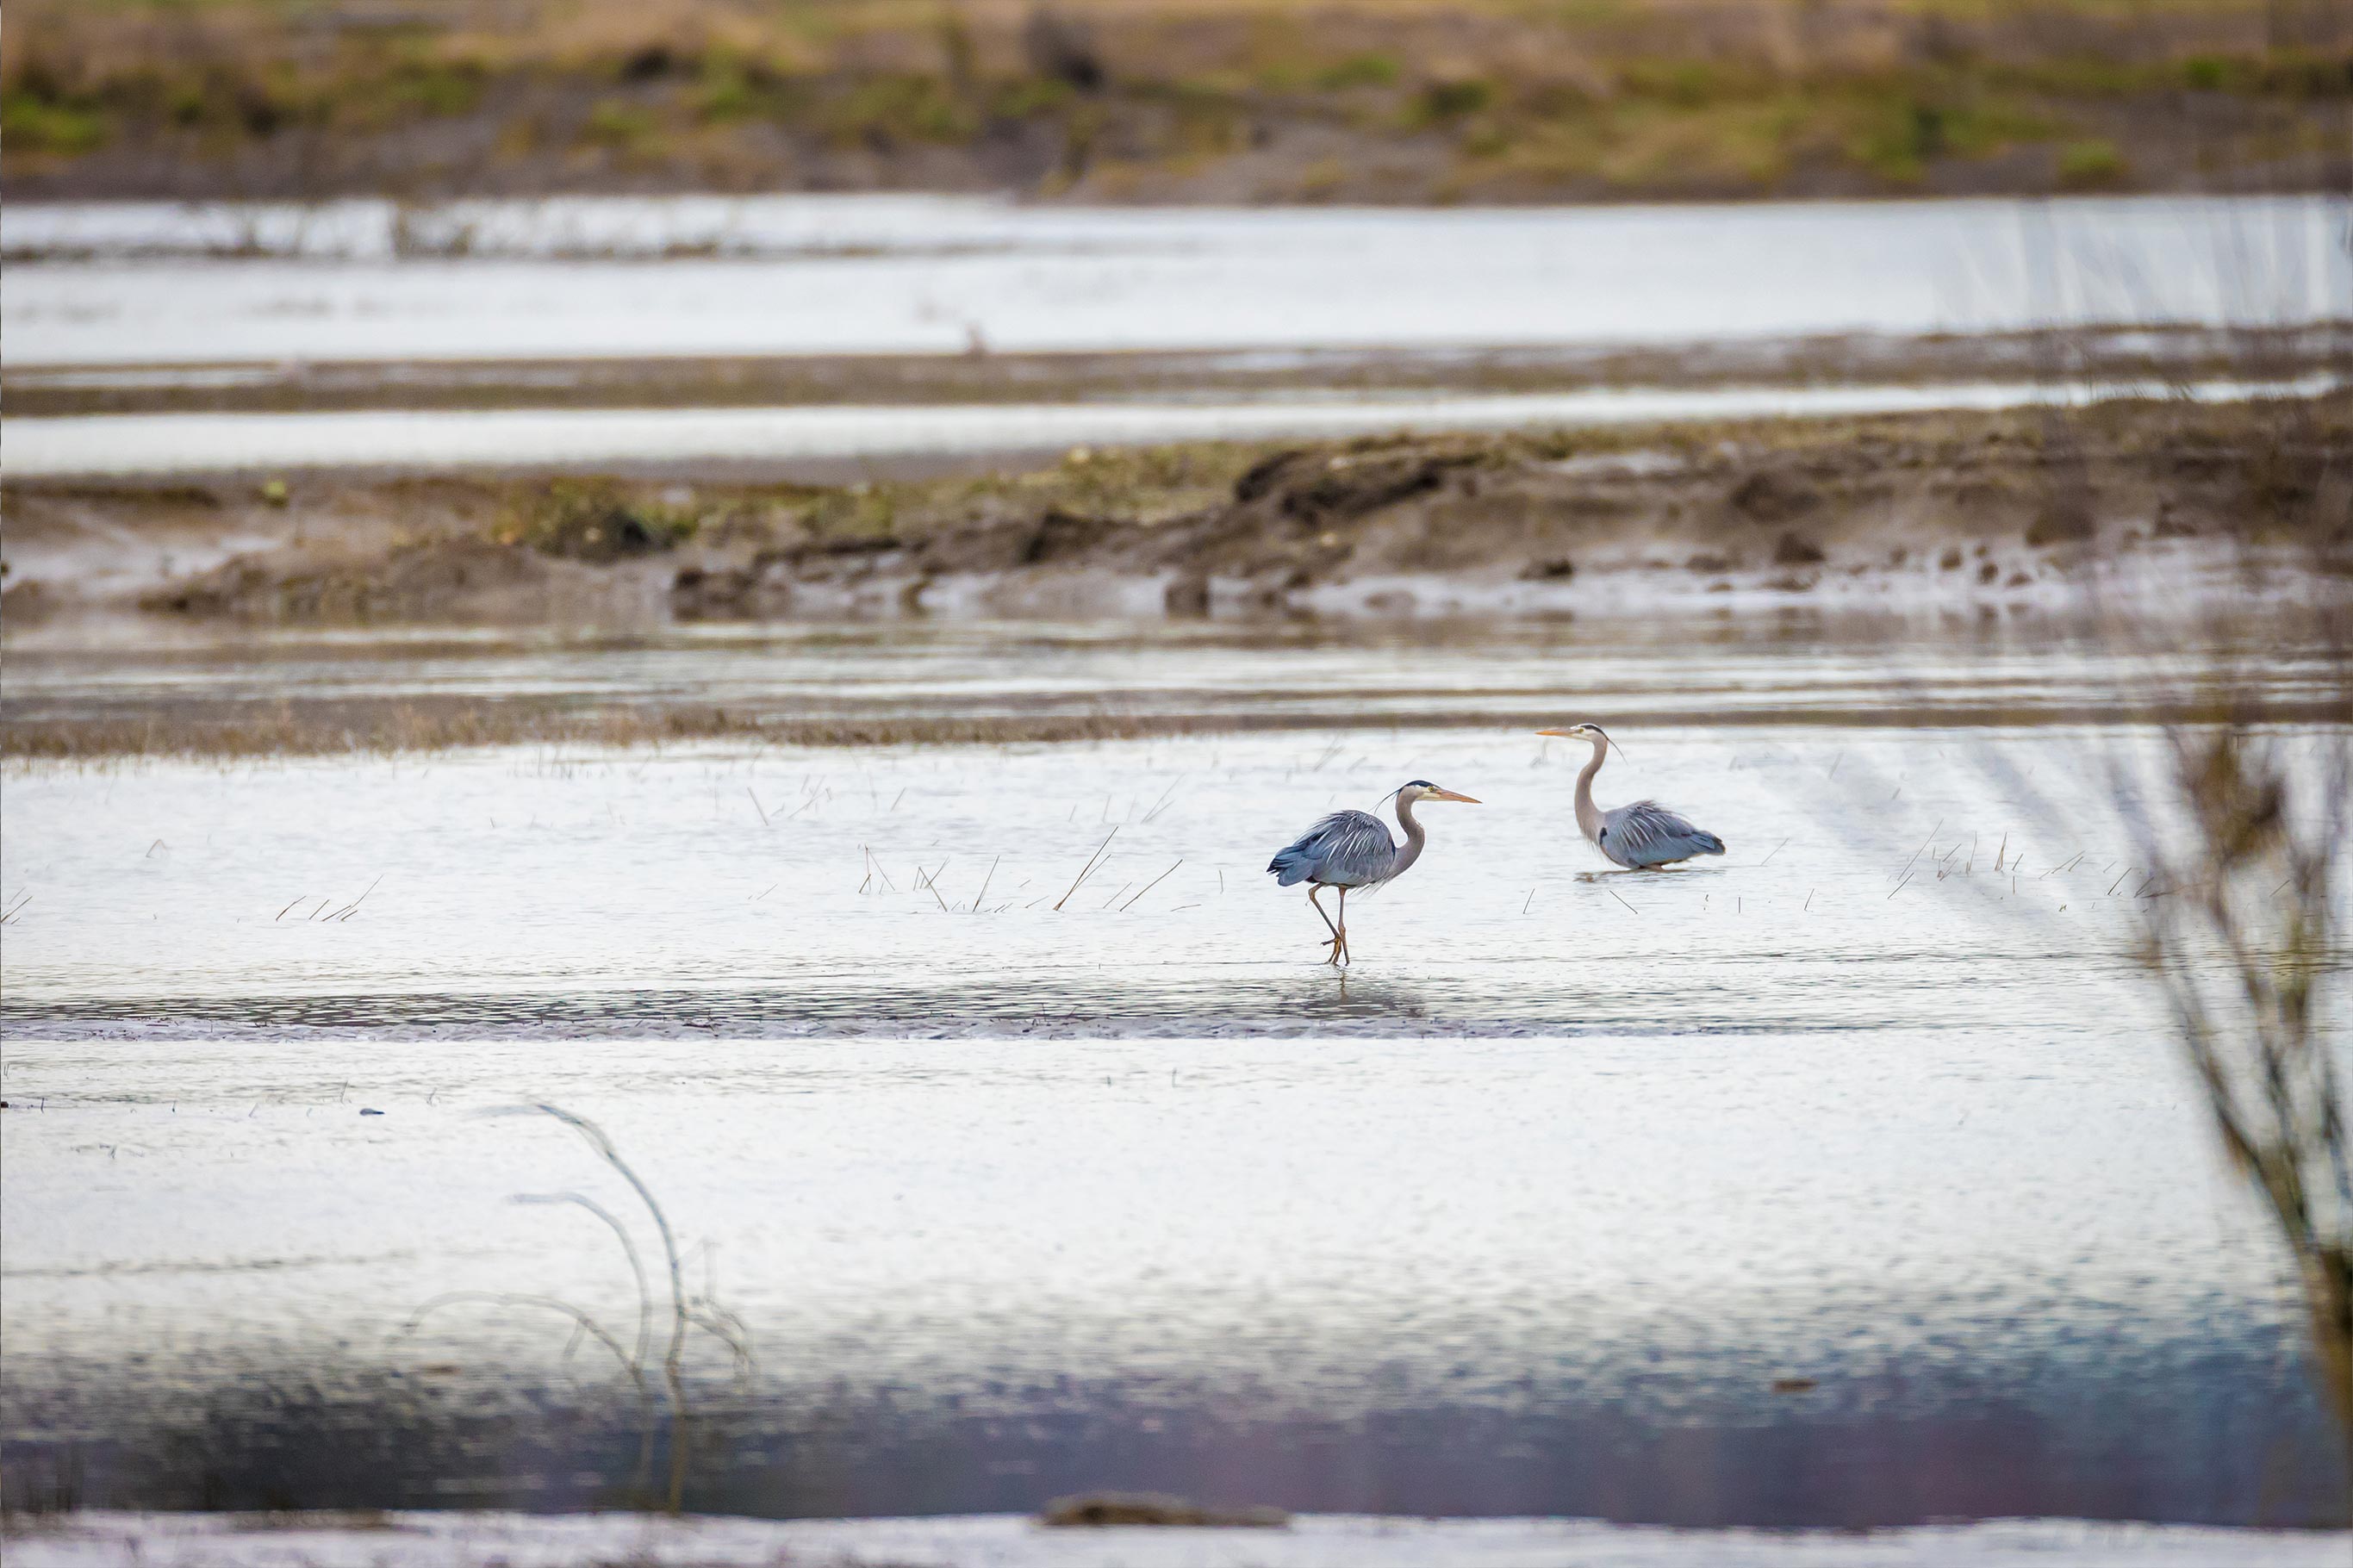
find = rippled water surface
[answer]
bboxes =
[3,620,2348,1525]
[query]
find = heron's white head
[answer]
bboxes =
[1397,779,1481,806]
[1535,723,1623,756]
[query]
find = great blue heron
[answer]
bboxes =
[1536,724,1726,869]
[1267,781,1480,965]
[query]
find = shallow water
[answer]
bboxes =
[4,195,2344,370]
[6,375,2330,479]
[3,621,2349,1525]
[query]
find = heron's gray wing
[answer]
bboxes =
[1602,800,1727,868]
[1267,809,1398,887]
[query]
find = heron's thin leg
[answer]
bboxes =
[1309,885,1343,960]
[1335,887,1350,967]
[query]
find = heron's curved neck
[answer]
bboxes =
[1389,793,1429,878]
[1573,737,1609,840]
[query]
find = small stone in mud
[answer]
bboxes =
[1771,1376,1821,1394]
[1520,557,1575,581]
[1772,532,1826,566]
[1040,1492,1289,1528]
[1979,561,2002,584]
[1940,548,1965,570]
[2024,503,2096,546]
[1729,469,1818,524]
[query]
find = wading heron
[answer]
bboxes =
[1537,725,1726,869]
[1267,781,1480,965]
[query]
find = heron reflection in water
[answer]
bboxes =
[1267,780,1480,966]
[1537,724,1726,869]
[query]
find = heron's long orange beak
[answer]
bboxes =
[1534,727,1626,758]
[1429,787,1481,804]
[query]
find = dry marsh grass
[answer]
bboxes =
[4,0,2346,202]
[9,688,2352,768]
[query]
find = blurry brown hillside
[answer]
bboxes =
[5,0,2349,202]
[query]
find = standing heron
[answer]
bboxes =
[1267,780,1480,965]
[1536,724,1725,869]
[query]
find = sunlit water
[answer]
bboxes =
[3,624,2348,1524]
[4,195,2344,369]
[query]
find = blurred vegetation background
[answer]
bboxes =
[3,0,2348,202]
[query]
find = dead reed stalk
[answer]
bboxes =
[2040,215,2353,1480]
[397,1104,752,1513]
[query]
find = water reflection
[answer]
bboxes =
[4,1360,2344,1525]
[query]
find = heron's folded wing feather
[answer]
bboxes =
[1608,800,1727,865]
[1269,808,1398,887]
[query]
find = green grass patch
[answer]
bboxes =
[388,60,486,117]
[582,100,663,153]
[2056,136,2128,187]
[501,482,701,563]
[1407,78,1493,128]
[0,90,109,155]
[1316,52,1401,90]
[820,73,972,146]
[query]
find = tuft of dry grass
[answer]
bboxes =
[2113,631,2353,1475]
[2014,305,2353,1484]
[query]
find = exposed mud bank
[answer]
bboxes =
[11,327,2344,421]
[7,396,2347,642]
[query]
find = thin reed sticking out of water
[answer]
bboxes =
[396,1104,752,1514]
[1123,861,1184,912]
[1055,830,1118,912]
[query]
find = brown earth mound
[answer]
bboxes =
[5,395,2347,631]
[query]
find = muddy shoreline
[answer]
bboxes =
[9,395,2347,626]
[6,394,2349,759]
